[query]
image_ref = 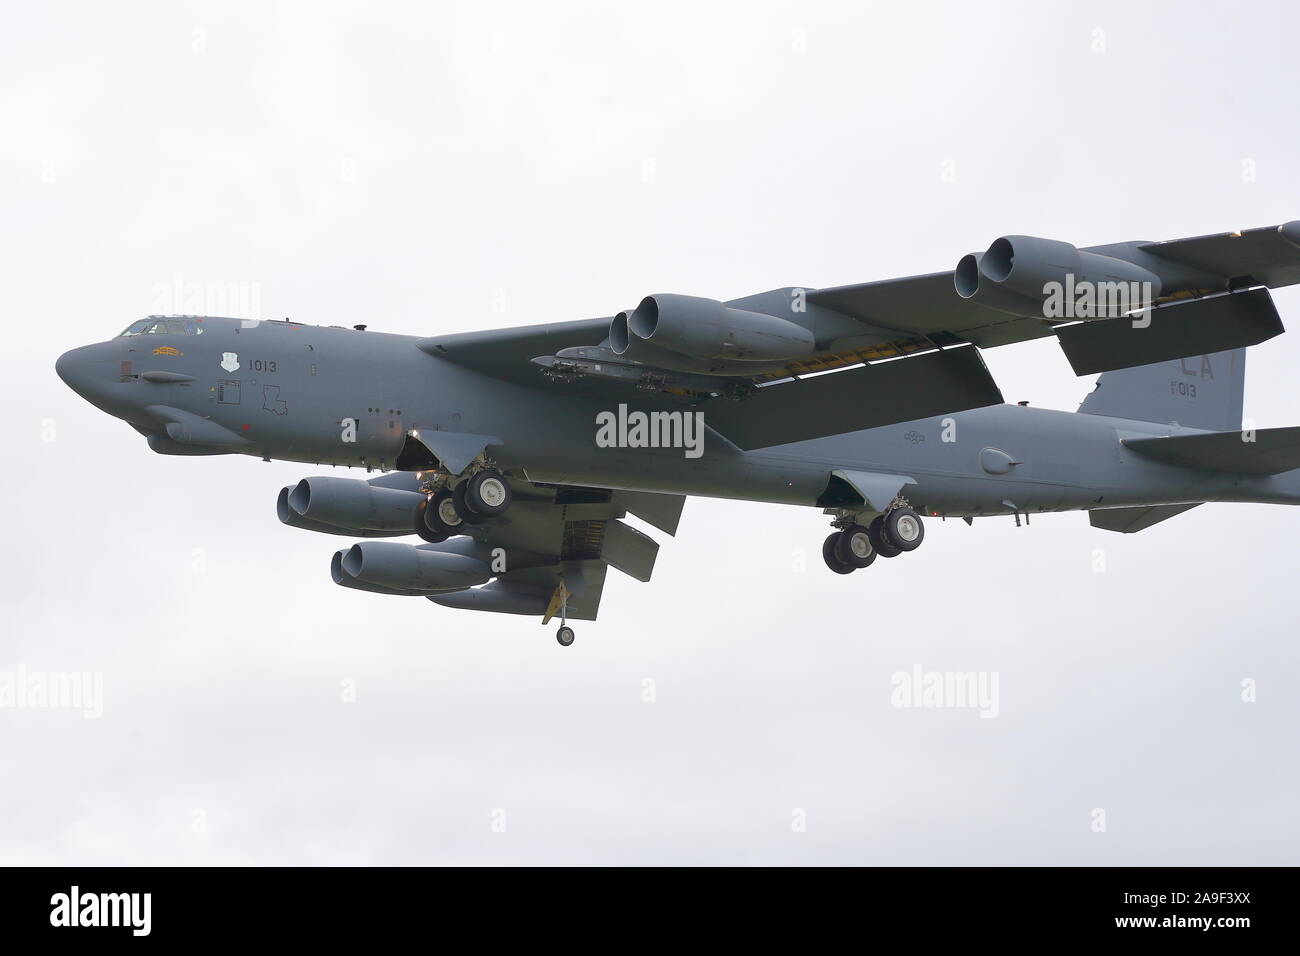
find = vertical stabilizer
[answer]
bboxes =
[1077,349,1244,431]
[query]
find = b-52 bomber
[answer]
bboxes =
[57,222,1300,644]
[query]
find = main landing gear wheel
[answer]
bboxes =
[423,488,464,537]
[836,524,877,569]
[466,469,511,516]
[867,516,903,558]
[884,507,925,552]
[822,532,856,574]
[556,625,575,646]
[451,480,487,524]
[413,498,449,544]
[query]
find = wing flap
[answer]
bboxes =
[611,490,686,536]
[702,345,1002,450]
[1056,289,1283,376]
[601,519,659,582]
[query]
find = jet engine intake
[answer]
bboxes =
[955,235,1163,319]
[280,477,425,534]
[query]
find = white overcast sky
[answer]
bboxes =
[2,0,1298,864]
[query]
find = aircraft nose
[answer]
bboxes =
[55,344,98,394]
[55,348,77,387]
[55,342,130,414]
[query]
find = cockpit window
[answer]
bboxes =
[117,318,205,337]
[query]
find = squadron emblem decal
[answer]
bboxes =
[220,352,240,372]
[152,345,183,356]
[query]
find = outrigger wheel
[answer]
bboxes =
[822,532,855,574]
[465,469,512,516]
[835,524,877,569]
[556,625,575,647]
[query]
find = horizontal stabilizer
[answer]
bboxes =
[1123,426,1300,475]
[1056,288,1283,376]
[1089,503,1201,533]
[702,345,1002,450]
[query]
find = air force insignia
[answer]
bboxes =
[220,352,240,372]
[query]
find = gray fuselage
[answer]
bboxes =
[55,316,1300,518]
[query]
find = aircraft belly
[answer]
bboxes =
[524,446,821,504]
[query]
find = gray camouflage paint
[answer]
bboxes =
[55,316,1300,521]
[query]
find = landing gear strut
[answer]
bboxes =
[555,587,575,646]
[413,465,512,537]
[821,505,925,573]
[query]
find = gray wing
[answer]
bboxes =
[412,221,1300,447]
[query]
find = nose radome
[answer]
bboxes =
[55,343,120,406]
[55,346,89,390]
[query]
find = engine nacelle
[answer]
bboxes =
[428,582,551,615]
[609,294,815,364]
[1281,220,1300,250]
[956,235,1163,319]
[279,477,424,535]
[331,542,492,595]
[276,486,413,537]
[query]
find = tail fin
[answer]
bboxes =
[1077,348,1245,431]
